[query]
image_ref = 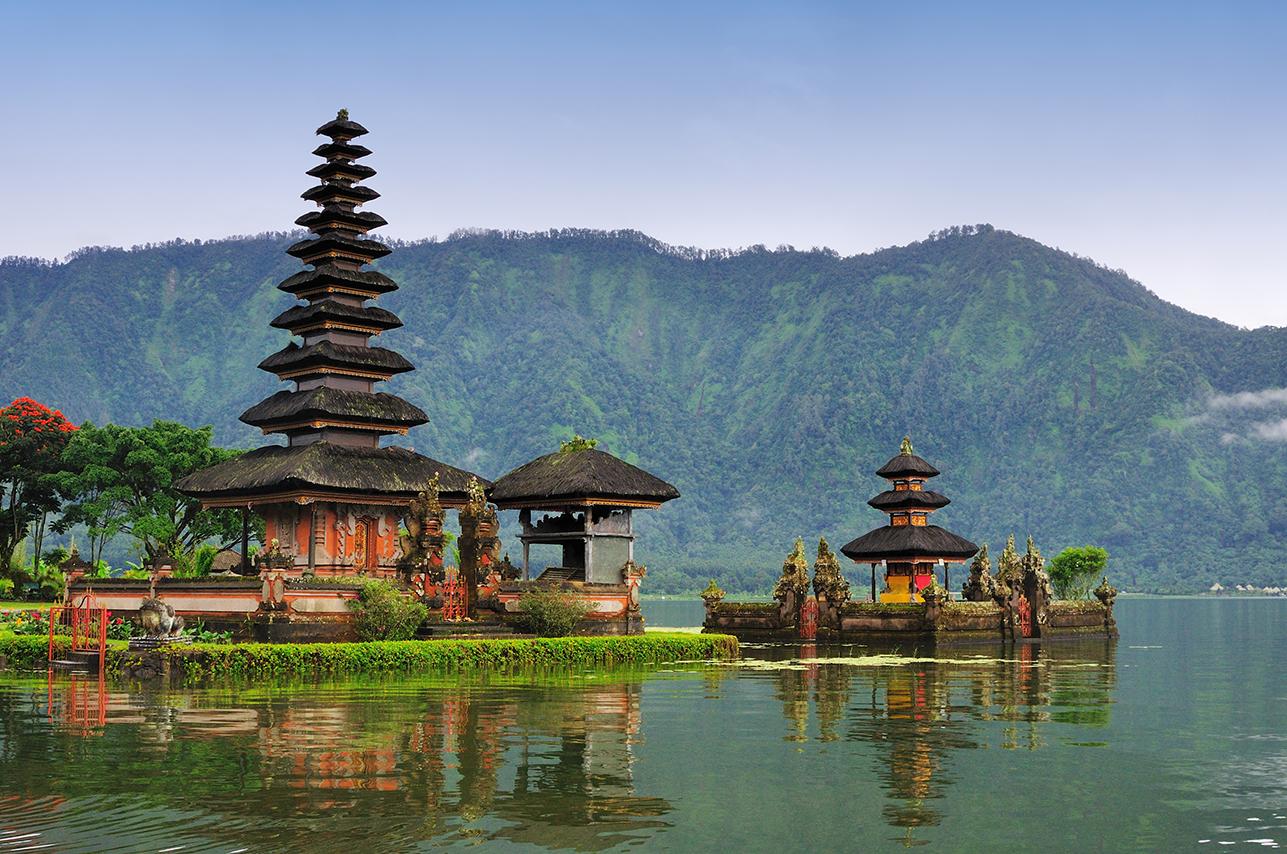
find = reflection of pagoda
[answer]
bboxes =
[841,437,978,602]
[178,112,482,575]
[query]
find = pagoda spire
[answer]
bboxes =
[241,112,427,448]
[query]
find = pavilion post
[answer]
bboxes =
[871,563,877,602]
[305,503,317,578]
[240,507,251,575]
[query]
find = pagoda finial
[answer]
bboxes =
[337,107,349,121]
[899,436,914,456]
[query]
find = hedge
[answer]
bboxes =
[0,633,130,672]
[1,631,739,682]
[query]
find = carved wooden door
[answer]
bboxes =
[1017,594,1034,638]
[799,596,818,640]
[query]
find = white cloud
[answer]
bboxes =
[1249,419,1287,442]
[1207,388,1287,410]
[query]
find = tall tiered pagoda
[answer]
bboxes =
[840,437,978,602]
[178,111,483,576]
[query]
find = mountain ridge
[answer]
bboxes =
[3,225,1285,592]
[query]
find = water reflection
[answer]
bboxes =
[2,675,669,852]
[1,639,1122,852]
[766,640,1117,845]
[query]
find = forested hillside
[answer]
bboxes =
[3,225,1285,592]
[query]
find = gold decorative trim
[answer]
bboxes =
[275,366,391,381]
[293,320,384,335]
[260,420,409,434]
[291,285,385,301]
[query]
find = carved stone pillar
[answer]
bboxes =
[457,477,498,620]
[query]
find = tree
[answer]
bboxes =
[51,422,130,567]
[1048,546,1109,600]
[0,398,77,579]
[55,421,243,564]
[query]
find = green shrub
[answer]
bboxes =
[348,580,428,641]
[1049,545,1109,600]
[515,588,592,637]
[0,577,12,598]
[174,544,218,579]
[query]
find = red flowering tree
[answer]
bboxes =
[0,397,77,579]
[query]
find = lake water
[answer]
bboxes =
[1,597,1284,852]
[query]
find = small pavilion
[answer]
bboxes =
[177,112,484,576]
[840,437,978,602]
[489,439,679,584]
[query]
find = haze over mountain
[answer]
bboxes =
[3,225,1285,592]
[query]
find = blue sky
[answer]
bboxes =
[5,1,1285,327]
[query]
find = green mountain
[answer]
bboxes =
[3,225,1285,592]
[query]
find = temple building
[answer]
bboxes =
[840,437,978,602]
[489,438,679,585]
[177,112,483,576]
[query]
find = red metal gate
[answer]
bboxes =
[442,575,465,621]
[799,597,818,640]
[47,593,108,671]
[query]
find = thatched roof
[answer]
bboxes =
[286,233,391,263]
[301,182,379,206]
[270,299,402,332]
[176,442,487,501]
[490,447,679,507]
[277,265,398,297]
[867,489,951,511]
[312,141,372,161]
[305,160,376,182]
[258,341,414,377]
[295,208,387,233]
[240,388,427,430]
[840,525,978,562]
[875,452,941,479]
[316,116,369,139]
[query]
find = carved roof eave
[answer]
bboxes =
[197,488,471,510]
[491,496,660,510]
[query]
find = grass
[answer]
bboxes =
[0,601,54,611]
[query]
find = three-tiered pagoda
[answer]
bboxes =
[840,437,978,602]
[178,112,483,576]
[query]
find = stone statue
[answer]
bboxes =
[496,553,521,582]
[400,474,446,584]
[138,597,185,639]
[1094,576,1118,609]
[961,543,998,602]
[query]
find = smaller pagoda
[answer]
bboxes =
[840,437,978,602]
[489,438,679,585]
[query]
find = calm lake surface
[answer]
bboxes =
[1,598,1284,852]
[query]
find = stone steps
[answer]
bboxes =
[416,621,530,640]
